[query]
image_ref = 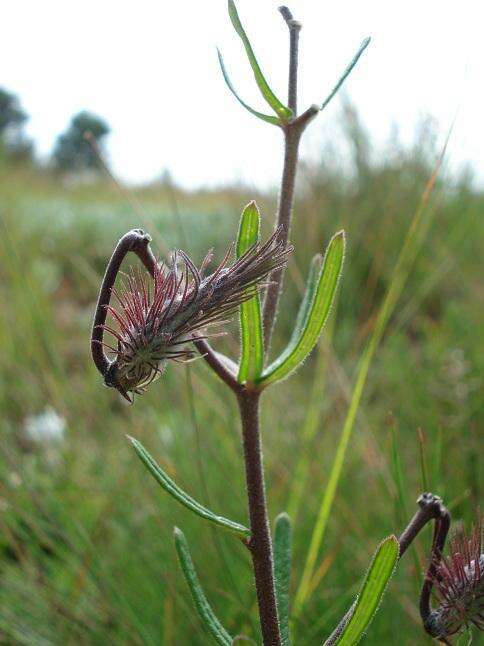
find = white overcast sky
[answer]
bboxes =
[2,1,483,188]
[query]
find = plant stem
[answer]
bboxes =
[200,8,312,645]
[237,10,306,644]
[262,110,302,354]
[279,6,302,114]
[263,8,307,354]
[238,389,281,646]
[193,338,239,392]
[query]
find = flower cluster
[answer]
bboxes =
[425,517,484,641]
[101,231,291,401]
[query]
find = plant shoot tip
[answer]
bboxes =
[275,511,290,522]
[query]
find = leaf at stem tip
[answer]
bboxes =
[236,201,264,383]
[274,513,292,646]
[217,49,280,126]
[174,527,233,646]
[227,0,292,122]
[335,535,399,645]
[320,37,371,112]
[259,230,345,386]
[128,436,250,537]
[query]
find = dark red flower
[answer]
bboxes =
[425,515,484,641]
[101,230,291,401]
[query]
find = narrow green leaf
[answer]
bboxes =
[295,144,447,618]
[128,436,250,537]
[417,428,430,493]
[227,0,292,122]
[236,201,264,383]
[238,286,263,382]
[236,200,260,258]
[174,527,233,645]
[217,50,280,126]
[390,422,408,522]
[259,231,345,386]
[336,536,399,645]
[274,513,292,646]
[320,38,371,112]
[288,254,322,348]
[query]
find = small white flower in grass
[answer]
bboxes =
[24,407,66,444]
[8,472,22,488]
[159,425,174,447]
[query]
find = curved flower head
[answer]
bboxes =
[101,230,291,401]
[425,515,484,642]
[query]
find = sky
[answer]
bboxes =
[2,0,483,189]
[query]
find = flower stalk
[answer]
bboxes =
[238,388,281,645]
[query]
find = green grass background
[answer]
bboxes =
[0,115,482,644]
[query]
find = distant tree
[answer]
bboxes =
[0,88,27,135]
[53,111,110,172]
[0,88,32,162]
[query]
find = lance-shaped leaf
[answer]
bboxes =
[288,253,322,348]
[320,38,371,112]
[217,50,280,126]
[236,201,264,383]
[174,527,233,645]
[258,231,345,386]
[227,0,292,123]
[128,436,250,537]
[274,513,293,646]
[334,536,399,645]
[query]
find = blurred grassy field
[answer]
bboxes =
[0,117,482,645]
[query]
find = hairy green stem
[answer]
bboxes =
[279,6,301,114]
[262,10,314,355]
[238,389,282,645]
[198,7,316,645]
[262,125,302,354]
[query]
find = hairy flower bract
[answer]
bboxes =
[425,517,484,641]
[102,231,291,400]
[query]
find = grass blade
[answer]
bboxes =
[389,418,408,524]
[417,427,430,492]
[217,50,280,126]
[274,513,292,646]
[286,328,332,522]
[259,231,345,386]
[227,0,292,122]
[320,38,371,111]
[128,436,250,537]
[333,536,399,645]
[174,527,233,645]
[293,136,449,618]
[236,201,264,383]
